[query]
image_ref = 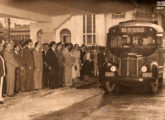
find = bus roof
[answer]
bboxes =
[110,21,164,33]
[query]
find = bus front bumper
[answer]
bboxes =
[103,77,156,86]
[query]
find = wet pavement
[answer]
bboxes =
[34,84,165,120]
[0,86,101,120]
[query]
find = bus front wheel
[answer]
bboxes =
[149,78,159,93]
[104,81,115,93]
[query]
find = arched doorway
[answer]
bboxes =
[60,29,71,43]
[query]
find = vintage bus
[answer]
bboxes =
[102,20,165,93]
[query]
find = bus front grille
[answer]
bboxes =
[120,59,127,77]
[129,58,137,77]
[120,58,138,77]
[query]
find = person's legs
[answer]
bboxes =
[80,64,84,80]
[6,73,15,96]
[68,67,73,87]
[15,69,20,93]
[34,70,38,89]
[39,70,43,89]
[48,70,54,89]
[0,77,4,102]
[43,68,49,88]
[58,66,64,87]
[65,66,72,87]
[20,69,26,92]
[25,70,34,91]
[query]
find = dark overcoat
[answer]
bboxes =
[46,48,59,89]
[57,50,65,86]
[22,47,34,91]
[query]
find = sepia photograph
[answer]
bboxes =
[0,0,165,120]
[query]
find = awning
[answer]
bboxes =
[0,0,135,16]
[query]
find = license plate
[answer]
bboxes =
[105,72,114,77]
[142,73,152,77]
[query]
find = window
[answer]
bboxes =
[132,35,156,49]
[112,12,125,19]
[83,14,96,45]
[109,34,156,49]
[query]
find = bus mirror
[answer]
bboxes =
[156,34,163,37]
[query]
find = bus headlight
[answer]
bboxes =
[141,66,147,72]
[111,66,116,72]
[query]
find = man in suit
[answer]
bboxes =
[3,41,19,97]
[0,39,5,103]
[14,43,25,93]
[22,39,34,91]
[56,42,65,87]
[97,47,105,82]
[42,43,49,88]
[80,45,86,80]
[46,41,59,89]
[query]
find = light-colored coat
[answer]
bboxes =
[0,55,5,101]
[71,49,80,79]
[3,49,18,96]
[63,48,75,86]
[33,49,43,89]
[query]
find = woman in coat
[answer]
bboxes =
[71,44,81,84]
[63,43,75,87]
[33,42,43,90]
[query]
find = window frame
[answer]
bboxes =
[83,14,96,45]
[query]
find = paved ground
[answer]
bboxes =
[0,78,101,120]
[2,78,165,120]
[82,89,165,120]
[34,85,165,120]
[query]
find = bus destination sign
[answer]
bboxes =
[120,27,145,33]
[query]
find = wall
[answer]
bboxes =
[95,14,106,46]
[55,15,83,45]
[30,22,53,44]
[95,10,134,46]
[105,10,134,33]
[30,15,71,44]
[30,10,134,46]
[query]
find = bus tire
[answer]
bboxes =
[148,66,159,93]
[104,81,115,93]
[159,78,163,88]
[149,78,159,94]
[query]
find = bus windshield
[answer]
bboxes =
[109,34,156,50]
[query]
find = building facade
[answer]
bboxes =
[30,6,165,46]
[10,24,30,42]
[0,23,30,42]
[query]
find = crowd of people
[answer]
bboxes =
[0,39,113,103]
